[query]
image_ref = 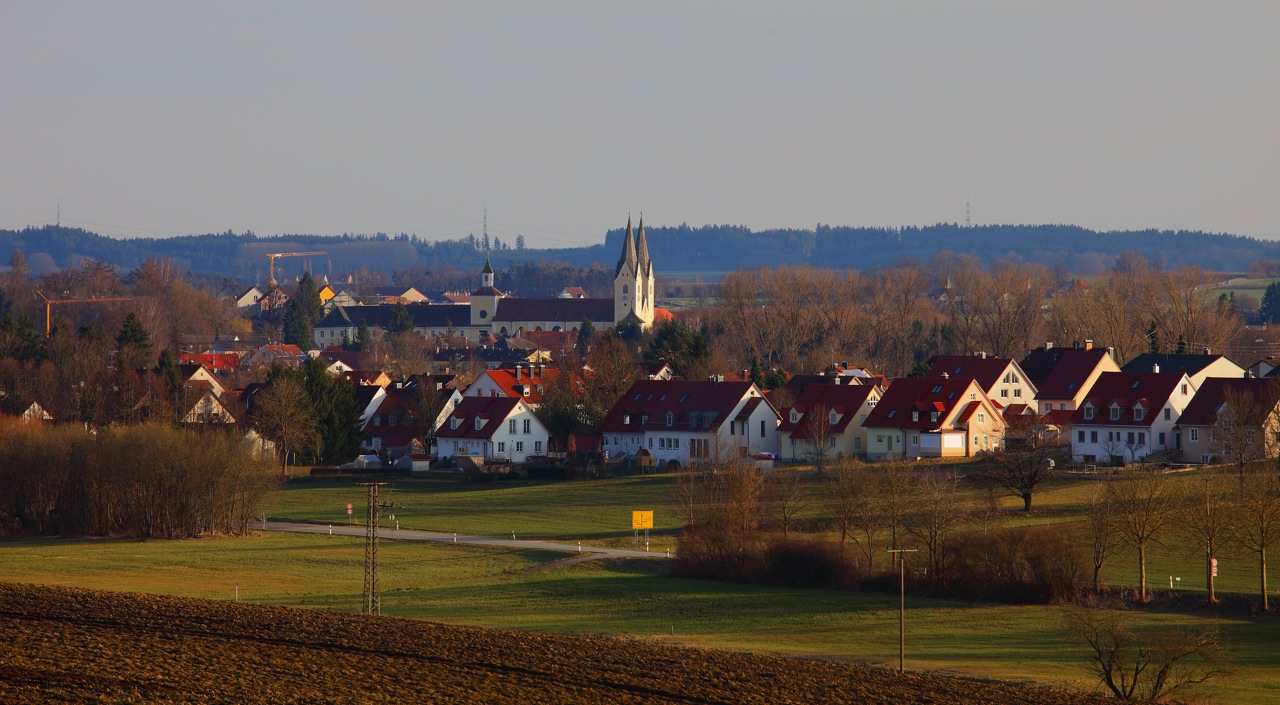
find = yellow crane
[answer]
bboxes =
[36,291,132,337]
[266,251,327,288]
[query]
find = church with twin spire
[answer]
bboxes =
[314,216,658,349]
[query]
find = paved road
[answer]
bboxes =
[263,519,672,560]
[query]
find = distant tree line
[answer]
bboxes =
[5,222,1278,283]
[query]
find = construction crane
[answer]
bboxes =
[266,251,327,288]
[36,291,132,337]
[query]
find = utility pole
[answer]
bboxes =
[358,482,391,615]
[887,548,918,673]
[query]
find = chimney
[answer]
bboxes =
[1045,342,1053,350]
[979,351,987,360]
[942,371,950,379]
[1203,347,1212,355]
[514,364,521,380]
[1084,339,1094,351]
[1153,363,1160,374]
[1107,346,1115,359]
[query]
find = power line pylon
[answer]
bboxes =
[358,481,391,615]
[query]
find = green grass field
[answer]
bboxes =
[2,531,1277,703]
[6,468,1280,703]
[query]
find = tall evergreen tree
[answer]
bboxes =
[1261,281,1280,325]
[282,296,313,348]
[385,302,415,334]
[297,357,363,464]
[116,312,153,370]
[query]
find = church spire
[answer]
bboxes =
[636,213,651,277]
[615,213,637,277]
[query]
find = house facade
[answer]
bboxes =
[599,379,780,464]
[435,396,550,463]
[924,354,1038,407]
[779,380,882,461]
[862,377,1006,460]
[1174,377,1280,464]
[1068,371,1195,464]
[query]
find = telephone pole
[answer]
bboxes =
[886,548,918,673]
[358,482,391,615]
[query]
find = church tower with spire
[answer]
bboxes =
[470,255,503,326]
[614,214,655,329]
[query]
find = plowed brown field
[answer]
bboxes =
[0,582,1108,704]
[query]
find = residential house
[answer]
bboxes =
[179,353,242,376]
[181,390,236,424]
[435,396,550,463]
[463,364,563,406]
[862,376,1006,460]
[365,378,463,455]
[235,286,264,310]
[1175,377,1280,464]
[924,354,1038,407]
[1020,343,1121,414]
[1121,352,1245,388]
[599,379,781,464]
[779,380,882,461]
[1068,371,1196,465]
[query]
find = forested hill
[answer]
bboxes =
[2,223,1276,279]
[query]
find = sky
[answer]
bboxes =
[2,2,1277,247]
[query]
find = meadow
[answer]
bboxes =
[3,468,1279,703]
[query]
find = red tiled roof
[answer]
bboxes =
[436,397,523,440]
[864,377,982,430]
[1020,348,1113,400]
[472,368,566,404]
[925,355,1018,391]
[599,380,772,433]
[780,383,879,439]
[1176,377,1280,427]
[179,353,240,374]
[1071,372,1185,427]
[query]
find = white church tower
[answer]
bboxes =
[614,214,655,330]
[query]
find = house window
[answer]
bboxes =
[388,414,398,426]
[829,437,836,448]
[1138,433,1145,445]
[1110,406,1121,421]
[930,411,939,423]
[498,442,505,453]
[373,415,381,427]
[1190,428,1199,442]
[623,414,631,425]
[911,434,920,446]
[674,438,680,449]
[983,434,989,447]
[523,419,531,434]
[666,412,674,427]
[1083,405,1095,420]
[730,421,735,435]
[1013,389,1021,398]
[515,441,523,452]
[1159,432,1166,445]
[648,438,653,448]
[760,420,766,437]
[1134,407,1145,421]
[1127,432,1135,444]
[1001,389,1009,398]
[535,441,542,453]
[1164,408,1171,420]
[509,419,517,433]
[1090,431,1098,443]
[912,411,920,422]
[977,412,985,424]
[1182,384,1189,395]
[1078,431,1085,442]
[854,437,862,449]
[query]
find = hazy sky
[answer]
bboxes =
[2,2,1277,247]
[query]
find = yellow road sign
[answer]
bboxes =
[632,510,653,529]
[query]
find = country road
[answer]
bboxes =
[263,519,672,560]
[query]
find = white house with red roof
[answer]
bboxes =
[435,396,549,463]
[365,379,462,454]
[862,376,1006,460]
[924,354,1038,408]
[1068,371,1195,465]
[779,379,882,461]
[599,379,780,464]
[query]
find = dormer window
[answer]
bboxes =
[911,411,919,422]
[475,417,485,431]
[829,410,838,425]
[1133,405,1145,422]
[930,411,939,423]
[451,417,462,430]
[1110,403,1121,421]
[1083,404,1095,420]
[623,414,631,425]
[790,409,800,424]
[666,411,674,427]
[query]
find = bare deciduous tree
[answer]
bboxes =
[1181,474,1237,603]
[251,375,318,475]
[1235,472,1280,611]
[1085,485,1117,594]
[1067,604,1228,702]
[980,420,1060,511]
[768,467,809,541]
[905,469,963,584]
[1106,471,1178,602]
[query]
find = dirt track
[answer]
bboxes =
[0,582,1110,704]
